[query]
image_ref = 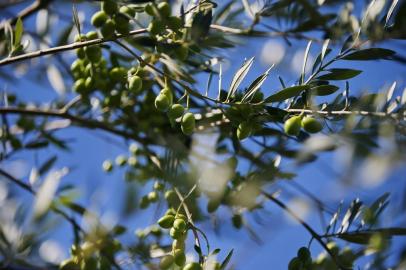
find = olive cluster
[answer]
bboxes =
[102,143,140,173]
[59,239,121,270]
[284,115,323,136]
[288,247,312,270]
[154,87,196,136]
[91,0,136,38]
[311,242,356,269]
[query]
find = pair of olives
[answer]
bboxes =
[91,1,135,37]
[284,115,323,136]
[288,247,312,270]
[145,2,183,35]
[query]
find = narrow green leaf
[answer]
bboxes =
[39,156,58,176]
[72,4,81,37]
[227,57,254,101]
[386,0,399,26]
[300,41,312,84]
[311,85,339,96]
[265,85,310,103]
[317,69,362,81]
[14,18,23,46]
[191,9,212,41]
[342,48,395,61]
[220,249,234,270]
[242,65,274,103]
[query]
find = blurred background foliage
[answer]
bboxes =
[0,0,405,269]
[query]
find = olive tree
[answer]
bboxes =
[0,0,405,269]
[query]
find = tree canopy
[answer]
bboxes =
[0,0,406,270]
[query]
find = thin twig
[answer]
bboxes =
[261,191,350,270]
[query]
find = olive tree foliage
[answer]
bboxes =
[0,0,406,269]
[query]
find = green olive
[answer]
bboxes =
[167,104,185,120]
[168,16,182,30]
[153,181,164,191]
[84,77,94,91]
[70,59,83,73]
[85,46,102,63]
[119,6,135,17]
[172,239,185,251]
[174,249,186,266]
[284,116,302,136]
[158,2,171,17]
[114,14,130,34]
[144,3,155,16]
[237,121,252,140]
[181,112,195,135]
[139,195,150,209]
[128,75,143,93]
[155,93,170,112]
[101,0,118,15]
[183,262,203,270]
[297,247,311,262]
[76,47,86,59]
[301,116,323,133]
[102,160,113,172]
[165,208,176,216]
[129,143,139,155]
[326,242,339,256]
[127,156,137,167]
[148,20,165,35]
[115,155,127,166]
[159,255,174,270]
[59,258,78,270]
[158,215,175,229]
[148,191,159,202]
[109,67,127,83]
[165,190,178,206]
[169,227,184,239]
[73,78,87,93]
[160,87,173,104]
[288,257,303,270]
[175,44,189,61]
[101,19,116,38]
[150,226,162,236]
[173,219,186,231]
[91,11,108,27]
[86,31,99,40]
[74,34,87,42]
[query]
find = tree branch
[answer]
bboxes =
[261,191,350,270]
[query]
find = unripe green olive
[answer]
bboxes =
[85,46,102,63]
[101,0,118,15]
[144,3,155,16]
[159,255,174,270]
[120,6,136,17]
[91,11,108,27]
[173,219,186,231]
[153,181,164,191]
[158,2,171,17]
[168,16,182,30]
[168,104,185,120]
[158,215,175,229]
[301,116,323,133]
[181,113,195,135]
[127,156,137,167]
[86,31,99,40]
[128,75,142,93]
[101,19,116,38]
[84,77,94,91]
[150,226,162,236]
[102,160,113,172]
[114,14,130,34]
[183,262,203,270]
[297,247,311,261]
[155,93,170,112]
[148,20,165,35]
[207,199,220,213]
[288,257,303,270]
[70,59,83,73]
[175,44,189,61]
[237,121,252,140]
[165,208,176,216]
[115,155,127,166]
[148,191,159,202]
[73,78,87,93]
[170,227,184,239]
[174,249,186,266]
[284,116,302,136]
[140,195,150,209]
[76,47,86,59]
[160,87,173,103]
[110,67,127,83]
[74,34,86,42]
[165,190,178,205]
[172,239,185,251]
[326,242,339,256]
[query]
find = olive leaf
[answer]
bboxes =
[311,85,339,96]
[342,48,396,61]
[14,18,23,47]
[241,64,274,103]
[265,85,310,103]
[220,249,234,270]
[316,69,362,81]
[227,57,255,101]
